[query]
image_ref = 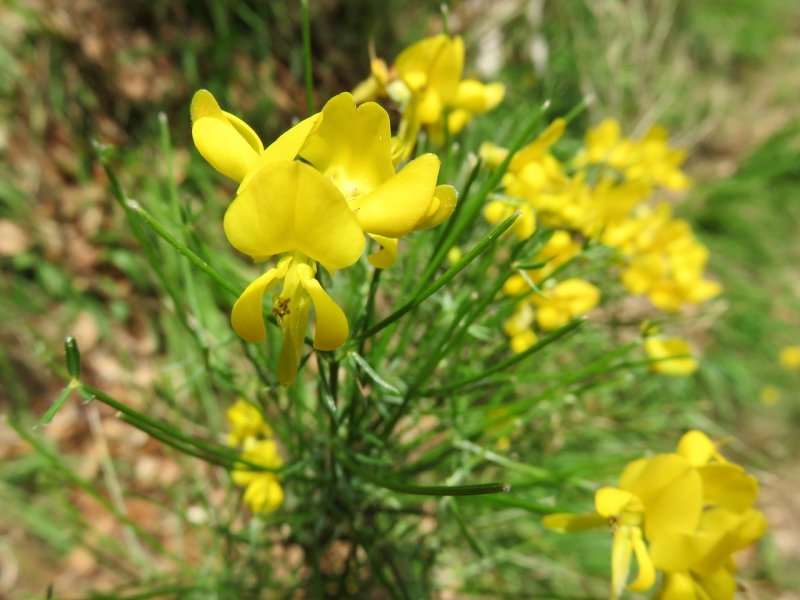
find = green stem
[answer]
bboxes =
[414,101,550,291]
[350,212,519,343]
[338,452,509,496]
[421,317,586,396]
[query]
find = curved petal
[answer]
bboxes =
[300,277,349,351]
[224,111,264,154]
[417,90,443,124]
[541,512,606,532]
[694,568,736,600]
[452,80,505,114]
[238,114,322,193]
[610,527,633,600]
[231,259,292,343]
[349,153,441,237]
[622,453,703,538]
[415,185,458,230]
[595,487,637,517]
[676,430,716,466]
[224,161,365,269]
[368,234,399,269]
[190,89,227,123]
[193,117,260,182]
[649,531,708,572]
[299,93,395,197]
[429,35,464,106]
[395,35,449,91]
[627,527,656,592]
[659,572,698,600]
[697,463,759,514]
[618,457,650,491]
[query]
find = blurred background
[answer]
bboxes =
[1,0,800,597]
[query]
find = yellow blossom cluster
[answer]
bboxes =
[226,400,284,514]
[191,90,457,386]
[482,118,720,362]
[352,34,505,162]
[544,431,767,600]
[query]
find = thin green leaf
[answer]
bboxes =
[349,352,401,394]
[35,381,78,428]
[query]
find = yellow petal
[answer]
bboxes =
[694,567,736,600]
[649,530,714,572]
[417,89,443,124]
[428,35,464,106]
[542,512,606,532]
[697,463,758,514]
[223,111,264,154]
[368,234,399,269]
[395,35,449,91]
[192,117,260,182]
[621,453,703,539]
[352,75,382,104]
[278,293,311,387]
[244,476,284,513]
[452,79,505,114]
[627,527,656,592]
[231,259,292,343]
[238,113,322,193]
[510,329,538,353]
[300,276,349,351]
[299,93,395,197]
[414,185,458,230]
[536,305,568,331]
[190,89,226,122]
[595,487,638,517]
[617,457,650,490]
[447,109,473,135]
[224,161,365,269]
[610,527,633,600]
[658,572,698,600]
[676,430,716,466]
[349,153,441,237]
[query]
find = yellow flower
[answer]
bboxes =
[428,79,506,144]
[503,301,538,353]
[544,453,704,600]
[779,345,800,370]
[503,230,581,296]
[484,198,536,240]
[299,93,457,268]
[544,432,766,600]
[223,160,365,385]
[650,430,766,600]
[644,337,698,376]
[232,438,285,514]
[395,34,464,127]
[530,279,600,331]
[190,90,319,187]
[226,399,273,447]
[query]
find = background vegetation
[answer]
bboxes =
[1,0,799,598]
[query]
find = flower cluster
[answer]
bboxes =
[482,118,720,364]
[191,90,457,385]
[352,34,505,161]
[543,431,766,600]
[226,400,284,514]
